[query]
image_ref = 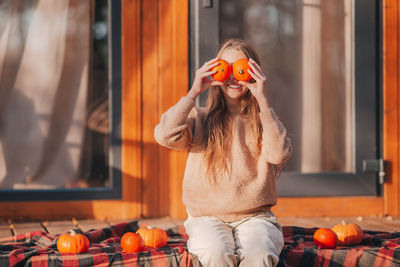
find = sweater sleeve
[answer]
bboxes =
[154,96,197,150]
[259,108,292,165]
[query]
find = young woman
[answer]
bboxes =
[154,39,292,267]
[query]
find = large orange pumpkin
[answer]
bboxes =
[313,228,338,249]
[232,59,252,81]
[211,59,232,82]
[57,230,90,253]
[136,227,168,248]
[332,221,363,245]
[121,232,145,253]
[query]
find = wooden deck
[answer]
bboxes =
[1,216,399,239]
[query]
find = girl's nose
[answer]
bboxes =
[227,72,235,82]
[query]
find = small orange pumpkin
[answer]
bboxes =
[232,58,252,81]
[57,230,90,253]
[121,232,145,253]
[332,221,363,245]
[313,228,338,249]
[211,59,232,82]
[136,227,168,248]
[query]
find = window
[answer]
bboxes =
[0,0,121,200]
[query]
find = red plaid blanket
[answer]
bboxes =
[278,226,400,267]
[1,222,400,266]
[0,221,200,267]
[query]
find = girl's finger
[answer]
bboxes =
[248,59,266,79]
[199,60,220,73]
[200,69,218,77]
[248,62,263,77]
[247,69,261,81]
[203,57,220,68]
[206,61,221,70]
[207,57,220,64]
[248,58,262,72]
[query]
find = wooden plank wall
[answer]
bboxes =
[383,0,400,217]
[123,0,189,219]
[121,0,143,219]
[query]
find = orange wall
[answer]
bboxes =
[383,0,400,217]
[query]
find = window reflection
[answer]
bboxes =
[0,0,110,189]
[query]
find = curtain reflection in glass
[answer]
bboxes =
[0,0,109,189]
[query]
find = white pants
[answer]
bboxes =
[184,212,284,267]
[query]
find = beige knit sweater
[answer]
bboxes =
[154,96,292,222]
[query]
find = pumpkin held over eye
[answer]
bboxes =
[57,230,90,253]
[121,232,145,253]
[313,228,338,249]
[232,58,252,81]
[332,221,363,246]
[136,227,168,248]
[211,59,232,82]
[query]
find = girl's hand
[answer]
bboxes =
[188,58,224,100]
[238,58,269,105]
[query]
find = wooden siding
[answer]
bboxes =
[274,197,384,218]
[121,0,142,219]
[121,0,189,219]
[383,0,400,216]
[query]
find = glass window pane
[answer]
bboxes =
[220,0,354,173]
[0,0,110,189]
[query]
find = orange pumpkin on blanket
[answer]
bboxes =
[121,232,145,253]
[313,228,338,249]
[136,227,168,248]
[57,230,90,253]
[332,221,363,246]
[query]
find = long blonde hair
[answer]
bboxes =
[203,39,263,182]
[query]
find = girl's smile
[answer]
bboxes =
[226,83,242,89]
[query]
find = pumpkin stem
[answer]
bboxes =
[341,220,347,225]
[69,230,76,236]
[239,70,244,74]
